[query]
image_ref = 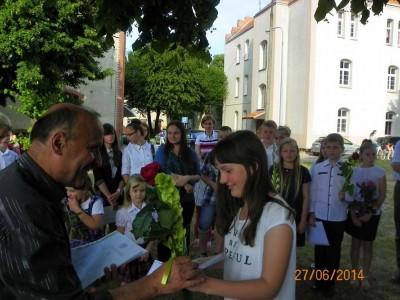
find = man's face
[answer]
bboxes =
[61,116,103,188]
[257,126,276,146]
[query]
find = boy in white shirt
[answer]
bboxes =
[309,133,347,297]
[256,120,278,169]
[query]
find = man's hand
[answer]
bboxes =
[155,256,205,295]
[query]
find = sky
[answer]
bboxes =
[126,0,272,56]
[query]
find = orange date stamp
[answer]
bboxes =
[295,269,365,281]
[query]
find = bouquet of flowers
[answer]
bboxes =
[132,170,186,284]
[349,181,377,221]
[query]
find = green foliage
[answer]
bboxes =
[0,0,220,119]
[315,0,399,24]
[0,0,110,118]
[125,46,227,120]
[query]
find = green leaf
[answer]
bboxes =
[132,205,154,238]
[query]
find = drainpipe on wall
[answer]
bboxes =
[116,31,126,138]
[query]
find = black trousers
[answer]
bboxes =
[394,181,400,269]
[314,219,346,289]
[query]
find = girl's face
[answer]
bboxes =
[361,148,376,166]
[103,133,115,145]
[0,131,11,151]
[202,120,214,133]
[66,187,87,202]
[216,161,247,198]
[281,143,298,164]
[167,125,182,145]
[141,125,149,139]
[130,184,146,203]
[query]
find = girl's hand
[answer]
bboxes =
[184,183,193,193]
[297,220,307,234]
[308,213,316,227]
[171,174,188,187]
[67,197,81,214]
[139,252,150,262]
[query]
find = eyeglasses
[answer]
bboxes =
[126,132,136,136]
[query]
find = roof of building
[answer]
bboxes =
[225,16,254,43]
[388,0,400,5]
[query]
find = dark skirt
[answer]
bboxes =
[345,212,381,241]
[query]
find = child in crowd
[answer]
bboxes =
[197,126,232,256]
[257,120,279,169]
[116,175,155,282]
[65,176,105,248]
[315,138,327,165]
[0,124,18,171]
[271,138,311,247]
[309,133,347,297]
[190,130,296,300]
[346,141,386,289]
[276,125,292,145]
[195,115,219,161]
[194,115,219,244]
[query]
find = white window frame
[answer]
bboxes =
[243,75,248,96]
[337,11,345,38]
[339,59,352,87]
[236,45,241,64]
[387,19,394,45]
[244,40,249,60]
[234,111,239,130]
[398,21,400,47]
[235,77,240,98]
[387,66,398,92]
[385,111,395,135]
[257,84,266,110]
[350,14,357,39]
[259,41,267,70]
[337,108,349,134]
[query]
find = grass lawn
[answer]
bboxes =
[155,159,400,299]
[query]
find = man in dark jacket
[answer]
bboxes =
[0,103,202,299]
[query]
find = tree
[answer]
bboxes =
[125,46,226,135]
[315,0,400,24]
[0,0,220,118]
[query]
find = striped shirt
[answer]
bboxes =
[195,131,219,158]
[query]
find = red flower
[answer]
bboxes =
[140,162,161,186]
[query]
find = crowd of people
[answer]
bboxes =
[0,103,399,299]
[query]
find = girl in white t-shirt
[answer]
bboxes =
[190,130,296,300]
[116,175,155,282]
[65,175,105,248]
[345,141,386,289]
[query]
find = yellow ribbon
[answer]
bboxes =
[161,256,174,285]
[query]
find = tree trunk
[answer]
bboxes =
[146,108,153,137]
[154,107,162,133]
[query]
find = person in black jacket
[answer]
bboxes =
[93,123,124,208]
[0,103,202,300]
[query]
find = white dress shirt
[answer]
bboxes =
[0,148,18,171]
[310,159,347,222]
[121,142,153,176]
[115,202,147,242]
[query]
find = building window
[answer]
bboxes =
[339,59,352,87]
[398,21,400,47]
[235,77,240,97]
[385,111,395,135]
[337,108,349,134]
[259,40,267,70]
[236,45,241,64]
[243,75,248,96]
[257,84,266,109]
[244,40,249,60]
[387,19,393,45]
[234,111,239,130]
[350,14,357,39]
[337,11,345,38]
[387,66,398,91]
